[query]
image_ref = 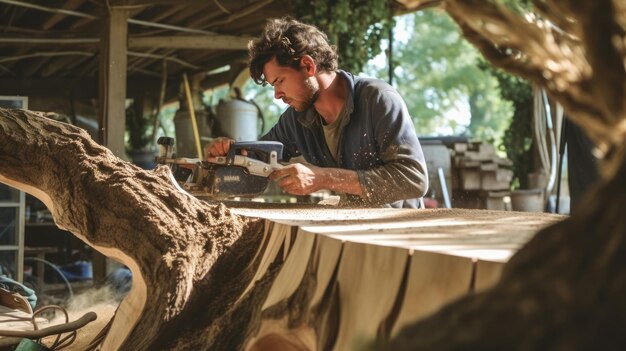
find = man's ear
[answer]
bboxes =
[300,55,316,76]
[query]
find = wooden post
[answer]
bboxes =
[96,6,129,282]
[98,6,128,158]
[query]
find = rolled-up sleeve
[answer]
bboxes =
[355,89,428,206]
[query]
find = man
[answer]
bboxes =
[206,17,428,208]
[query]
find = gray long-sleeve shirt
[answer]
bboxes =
[262,70,428,208]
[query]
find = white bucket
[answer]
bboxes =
[511,189,545,212]
[216,99,260,141]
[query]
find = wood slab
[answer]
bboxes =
[231,207,563,262]
[227,206,563,350]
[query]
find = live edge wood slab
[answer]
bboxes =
[0,108,568,350]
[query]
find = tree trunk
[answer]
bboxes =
[378,0,626,349]
[0,108,564,350]
[0,108,269,350]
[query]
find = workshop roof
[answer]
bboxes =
[0,0,422,101]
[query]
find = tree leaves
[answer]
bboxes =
[373,9,513,140]
[291,0,394,74]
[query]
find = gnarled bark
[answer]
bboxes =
[0,108,267,349]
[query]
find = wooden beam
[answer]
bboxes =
[0,77,94,98]
[41,57,76,77]
[0,34,249,50]
[185,8,224,29]
[0,38,98,45]
[128,51,199,69]
[145,5,182,23]
[20,57,51,77]
[199,71,233,90]
[156,51,248,102]
[128,35,252,50]
[0,77,159,98]
[109,0,221,4]
[148,6,203,26]
[98,7,128,157]
[70,16,95,30]
[61,54,97,75]
[41,0,85,30]
[127,48,164,73]
[197,51,248,74]
[206,0,274,29]
[199,63,247,91]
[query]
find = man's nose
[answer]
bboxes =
[274,88,283,100]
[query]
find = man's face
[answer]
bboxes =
[262,56,318,112]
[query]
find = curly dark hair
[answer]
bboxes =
[248,17,338,85]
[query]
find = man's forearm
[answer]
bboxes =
[319,167,363,196]
[357,160,428,205]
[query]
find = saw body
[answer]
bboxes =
[156,138,284,198]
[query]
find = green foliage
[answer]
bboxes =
[291,0,394,74]
[366,9,512,142]
[125,104,155,151]
[488,66,534,189]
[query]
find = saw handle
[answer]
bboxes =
[226,141,284,164]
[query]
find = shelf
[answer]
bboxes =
[0,184,24,283]
[0,246,19,251]
[25,222,57,227]
[0,202,21,207]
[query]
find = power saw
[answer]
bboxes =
[156,137,284,199]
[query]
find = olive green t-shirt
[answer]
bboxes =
[321,103,349,161]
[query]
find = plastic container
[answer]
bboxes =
[59,261,93,282]
[173,108,211,158]
[511,189,545,212]
[216,99,260,141]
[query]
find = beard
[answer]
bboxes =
[292,78,319,112]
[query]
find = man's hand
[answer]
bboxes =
[204,137,234,159]
[270,164,364,196]
[270,163,324,195]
